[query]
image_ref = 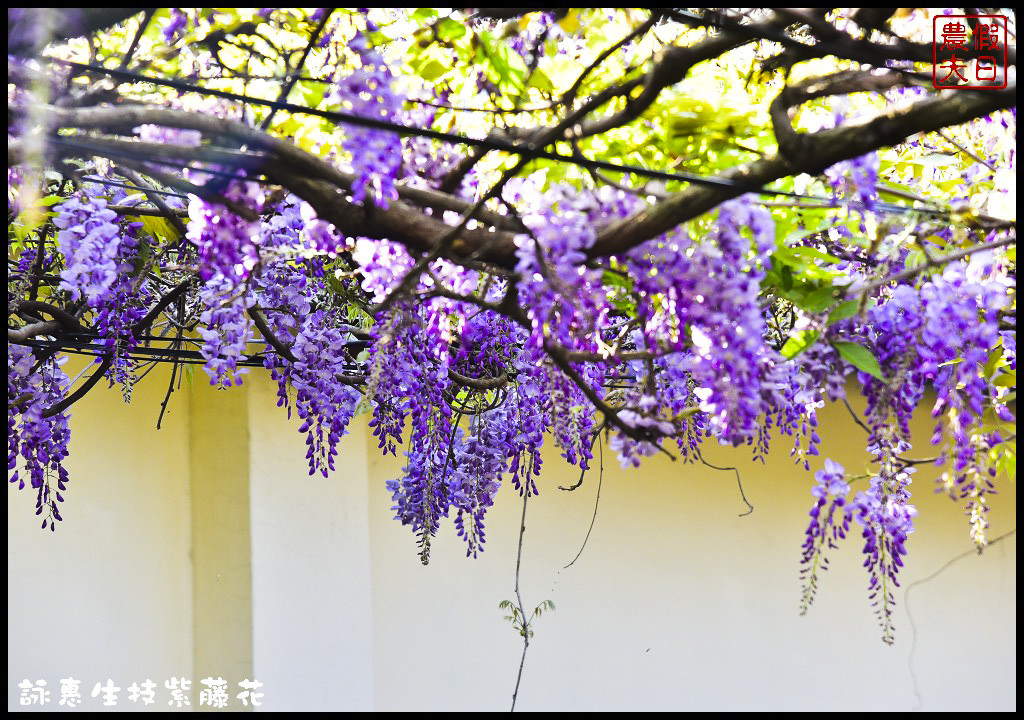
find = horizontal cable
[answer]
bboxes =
[10,336,645,391]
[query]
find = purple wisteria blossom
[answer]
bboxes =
[799,458,852,613]
[54,191,123,306]
[8,346,71,530]
[186,181,264,282]
[197,274,254,388]
[286,311,363,477]
[162,8,189,45]
[328,25,404,207]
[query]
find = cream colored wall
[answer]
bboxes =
[7,366,1016,711]
[189,380,253,703]
[7,359,193,711]
[246,377,375,711]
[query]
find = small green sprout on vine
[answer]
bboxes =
[500,599,555,639]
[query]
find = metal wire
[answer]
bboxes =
[12,335,644,400]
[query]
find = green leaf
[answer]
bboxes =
[982,345,1004,379]
[922,233,950,250]
[774,246,842,265]
[417,58,448,81]
[832,341,885,381]
[602,269,632,289]
[827,300,859,324]
[435,16,466,43]
[992,373,1016,388]
[780,264,793,291]
[11,207,54,242]
[781,329,820,359]
[801,286,841,314]
[300,81,327,109]
[139,215,178,244]
[526,68,554,93]
[477,30,526,91]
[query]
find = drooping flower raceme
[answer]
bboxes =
[8,344,71,530]
[798,250,1012,640]
[187,184,266,387]
[92,222,150,397]
[50,193,148,397]
[328,25,404,207]
[511,183,609,469]
[628,195,778,447]
[799,458,852,613]
[186,181,264,283]
[195,274,252,388]
[54,191,123,306]
[286,312,363,477]
[847,464,918,644]
[450,408,513,557]
[380,306,455,564]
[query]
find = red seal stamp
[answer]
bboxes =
[932,14,1008,89]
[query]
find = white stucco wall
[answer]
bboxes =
[247,377,375,711]
[8,367,1016,711]
[8,360,193,711]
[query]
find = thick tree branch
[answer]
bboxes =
[114,158,260,221]
[42,356,113,419]
[8,321,61,342]
[771,7,1017,68]
[23,77,1018,271]
[25,105,525,236]
[372,155,532,315]
[16,300,87,332]
[50,135,274,176]
[272,168,518,262]
[770,70,913,161]
[248,307,298,364]
[591,85,1016,259]
[8,8,145,57]
[448,367,509,391]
